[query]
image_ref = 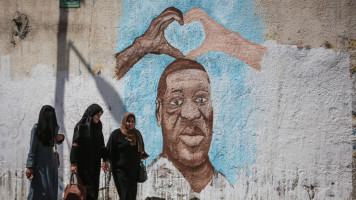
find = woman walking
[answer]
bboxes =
[70,104,110,200]
[26,105,65,200]
[107,112,149,200]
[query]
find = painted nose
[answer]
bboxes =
[180,99,201,120]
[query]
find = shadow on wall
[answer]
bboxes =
[55,3,126,196]
[68,41,126,125]
[56,4,126,136]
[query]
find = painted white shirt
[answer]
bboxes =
[137,156,235,200]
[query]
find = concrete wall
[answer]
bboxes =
[0,0,355,199]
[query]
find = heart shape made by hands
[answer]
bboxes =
[164,21,206,56]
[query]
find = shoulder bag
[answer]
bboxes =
[137,160,147,183]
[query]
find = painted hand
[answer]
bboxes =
[26,168,33,180]
[115,7,185,80]
[184,7,235,59]
[184,7,266,70]
[136,7,185,58]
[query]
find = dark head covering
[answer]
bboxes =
[79,103,103,125]
[35,105,59,147]
[120,112,144,153]
[80,104,103,135]
[81,104,103,121]
[71,104,107,164]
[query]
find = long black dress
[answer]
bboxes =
[70,104,108,200]
[106,129,141,200]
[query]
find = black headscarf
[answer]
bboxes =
[77,104,104,138]
[81,104,103,119]
[71,104,105,164]
[35,105,59,147]
[80,104,103,126]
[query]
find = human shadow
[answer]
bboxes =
[68,41,126,125]
[55,2,126,195]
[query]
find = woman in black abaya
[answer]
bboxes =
[70,104,110,200]
[107,112,149,200]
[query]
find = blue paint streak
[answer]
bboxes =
[116,0,264,185]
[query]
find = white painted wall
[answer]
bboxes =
[0,41,353,199]
[0,0,354,199]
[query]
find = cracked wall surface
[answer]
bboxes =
[0,0,355,199]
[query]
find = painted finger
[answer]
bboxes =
[184,7,204,24]
[147,7,183,36]
[160,18,175,32]
[157,7,183,26]
[160,7,183,22]
[150,7,179,27]
[146,12,176,36]
[159,44,184,58]
[184,7,211,27]
[158,13,183,27]
[186,43,211,60]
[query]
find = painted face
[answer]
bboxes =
[126,116,136,130]
[92,111,103,124]
[160,69,213,167]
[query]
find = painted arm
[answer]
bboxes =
[184,7,266,70]
[115,7,184,80]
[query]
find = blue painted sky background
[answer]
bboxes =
[115,0,265,184]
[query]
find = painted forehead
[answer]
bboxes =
[166,69,210,86]
[156,59,211,101]
[163,59,208,78]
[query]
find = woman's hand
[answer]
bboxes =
[56,134,65,144]
[142,152,149,159]
[101,161,110,172]
[26,168,34,180]
[71,163,78,174]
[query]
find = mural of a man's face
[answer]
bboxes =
[157,60,213,167]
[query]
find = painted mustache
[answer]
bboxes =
[179,126,205,147]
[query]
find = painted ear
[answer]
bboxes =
[155,99,162,126]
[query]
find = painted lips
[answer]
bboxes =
[179,127,204,147]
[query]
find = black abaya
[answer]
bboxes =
[70,104,108,200]
[106,129,141,200]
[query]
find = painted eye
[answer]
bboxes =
[170,99,183,106]
[195,97,207,104]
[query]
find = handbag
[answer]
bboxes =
[63,172,87,200]
[137,160,147,183]
[54,143,60,168]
